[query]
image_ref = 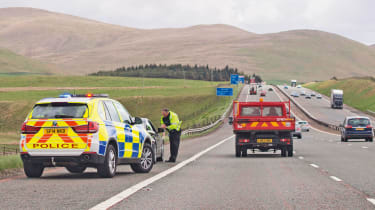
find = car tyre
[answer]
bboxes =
[156,142,164,162]
[97,144,117,178]
[66,165,87,174]
[131,143,154,173]
[24,161,44,178]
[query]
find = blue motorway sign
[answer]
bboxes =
[239,76,245,84]
[216,88,233,96]
[230,74,239,85]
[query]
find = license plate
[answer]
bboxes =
[356,128,364,131]
[257,139,272,143]
[44,128,67,134]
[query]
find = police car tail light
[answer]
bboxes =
[21,122,41,134]
[73,121,99,133]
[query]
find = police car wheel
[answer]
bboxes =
[97,144,117,178]
[66,166,87,174]
[131,143,154,173]
[24,162,44,178]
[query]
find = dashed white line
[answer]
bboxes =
[330,176,343,182]
[298,156,304,160]
[310,164,319,168]
[367,198,375,206]
[90,135,234,210]
[362,146,369,149]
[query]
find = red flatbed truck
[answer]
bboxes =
[229,99,295,157]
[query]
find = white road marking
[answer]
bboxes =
[367,198,375,206]
[348,144,352,146]
[362,146,369,149]
[90,135,234,210]
[330,176,342,182]
[310,164,319,168]
[293,151,296,154]
[298,156,304,160]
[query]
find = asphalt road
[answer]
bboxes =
[1,85,375,209]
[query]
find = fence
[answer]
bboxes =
[0,144,19,156]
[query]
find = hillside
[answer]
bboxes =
[1,7,375,81]
[305,77,375,112]
[0,48,54,75]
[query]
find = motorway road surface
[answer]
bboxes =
[1,85,375,209]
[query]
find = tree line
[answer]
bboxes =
[90,64,262,82]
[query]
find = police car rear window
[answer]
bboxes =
[31,103,88,119]
[348,118,370,127]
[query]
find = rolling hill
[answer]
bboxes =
[1,7,375,81]
[0,47,55,75]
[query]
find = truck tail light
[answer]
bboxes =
[345,125,352,129]
[21,122,41,134]
[366,125,372,129]
[73,122,99,133]
[239,139,250,143]
[280,138,291,144]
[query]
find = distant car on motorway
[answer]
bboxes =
[296,121,310,132]
[300,91,306,96]
[316,94,322,99]
[311,92,316,97]
[268,87,273,91]
[297,85,302,88]
[340,116,373,142]
[260,90,267,96]
[305,93,312,99]
[292,124,302,139]
[284,85,288,89]
[291,91,299,97]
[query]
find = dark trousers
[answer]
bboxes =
[169,130,181,161]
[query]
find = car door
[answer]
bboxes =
[102,101,127,158]
[113,101,143,159]
[145,120,162,156]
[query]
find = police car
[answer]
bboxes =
[20,93,163,178]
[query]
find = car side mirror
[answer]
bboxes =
[157,128,165,133]
[133,117,143,125]
[228,117,233,125]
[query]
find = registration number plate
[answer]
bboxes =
[257,139,272,143]
[44,128,67,134]
[356,128,364,131]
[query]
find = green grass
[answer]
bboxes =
[305,77,375,112]
[0,76,238,144]
[0,155,23,171]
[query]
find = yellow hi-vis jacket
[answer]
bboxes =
[161,111,182,132]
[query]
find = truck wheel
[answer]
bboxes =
[235,145,241,157]
[66,166,86,174]
[24,162,44,178]
[341,136,344,142]
[298,134,302,139]
[281,147,287,157]
[368,137,373,142]
[97,144,117,178]
[131,143,154,173]
[242,148,248,157]
[287,146,293,157]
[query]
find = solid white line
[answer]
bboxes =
[330,176,342,182]
[310,163,319,168]
[298,156,304,160]
[90,135,234,210]
[362,146,369,149]
[367,198,375,206]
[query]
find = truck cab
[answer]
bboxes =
[229,100,295,157]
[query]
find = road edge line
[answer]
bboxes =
[89,135,234,210]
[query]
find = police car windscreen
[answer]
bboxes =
[31,103,88,119]
[348,118,370,127]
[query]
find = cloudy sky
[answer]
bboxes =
[1,0,374,45]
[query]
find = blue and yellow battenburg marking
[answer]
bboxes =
[99,121,145,158]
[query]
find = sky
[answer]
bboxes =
[1,0,374,45]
